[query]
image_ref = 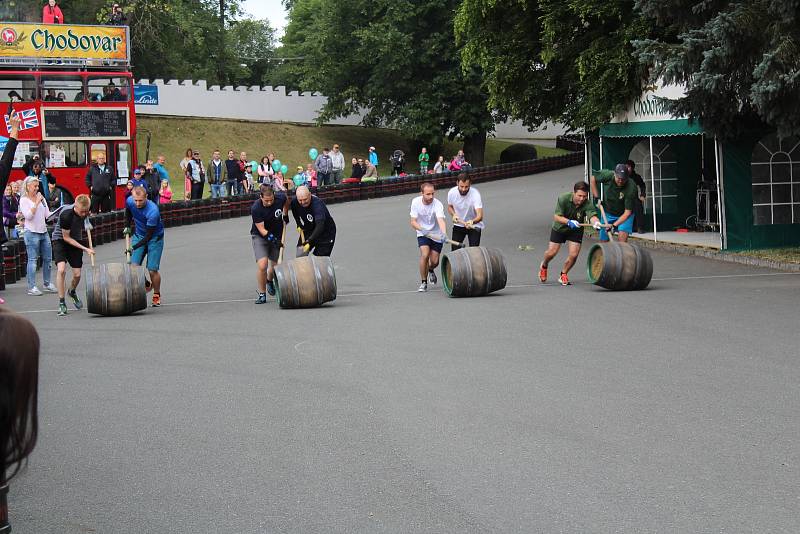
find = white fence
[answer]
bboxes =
[133,79,567,139]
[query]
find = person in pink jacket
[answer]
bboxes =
[42,0,64,23]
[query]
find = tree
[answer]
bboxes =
[226,18,277,86]
[456,0,651,131]
[276,0,497,165]
[634,0,800,139]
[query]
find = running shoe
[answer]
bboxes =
[58,302,68,316]
[428,269,437,285]
[559,272,571,286]
[418,281,428,292]
[43,282,57,292]
[68,288,83,309]
[152,293,161,307]
[538,264,548,283]
[266,281,276,296]
[27,286,43,296]
[255,292,267,304]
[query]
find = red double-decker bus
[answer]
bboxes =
[0,22,136,209]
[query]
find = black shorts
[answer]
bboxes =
[549,228,583,244]
[52,239,83,268]
[312,240,335,257]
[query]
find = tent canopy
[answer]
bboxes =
[600,118,704,138]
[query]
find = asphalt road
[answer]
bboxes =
[3,167,799,533]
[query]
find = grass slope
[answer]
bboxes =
[136,116,567,197]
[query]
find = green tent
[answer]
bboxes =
[587,118,800,251]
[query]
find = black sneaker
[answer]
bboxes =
[68,288,83,310]
[58,302,68,316]
[266,281,276,296]
[428,269,437,285]
[255,292,267,304]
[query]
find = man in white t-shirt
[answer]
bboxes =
[447,173,484,249]
[409,182,448,292]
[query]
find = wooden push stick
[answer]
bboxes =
[125,233,132,265]
[278,221,287,264]
[86,225,96,267]
[597,202,614,242]
[425,233,466,248]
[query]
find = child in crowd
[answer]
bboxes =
[159,180,173,203]
[418,147,429,174]
[304,163,317,188]
[433,155,446,174]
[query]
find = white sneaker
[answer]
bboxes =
[43,282,57,292]
[27,286,43,296]
[418,282,427,292]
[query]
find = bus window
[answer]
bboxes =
[10,141,41,169]
[90,143,107,165]
[43,142,87,168]
[87,76,131,102]
[116,142,131,180]
[40,76,84,102]
[0,75,37,102]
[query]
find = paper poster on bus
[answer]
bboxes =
[13,141,30,168]
[49,144,66,167]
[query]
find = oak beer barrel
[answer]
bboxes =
[85,263,148,316]
[274,256,336,308]
[586,241,653,290]
[441,246,507,297]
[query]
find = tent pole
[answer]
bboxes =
[714,137,726,249]
[599,136,604,201]
[584,133,589,181]
[649,135,657,242]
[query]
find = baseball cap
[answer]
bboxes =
[614,163,630,181]
[133,169,142,175]
[369,146,375,150]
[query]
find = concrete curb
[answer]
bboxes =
[628,236,800,272]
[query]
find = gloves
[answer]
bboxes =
[465,220,474,230]
[283,214,290,224]
[125,247,133,256]
[302,241,311,253]
[567,219,580,229]
[122,227,131,237]
[592,221,602,231]
[610,224,619,235]
[452,215,461,225]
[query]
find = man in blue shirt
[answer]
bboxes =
[250,184,289,303]
[290,186,336,257]
[125,186,165,307]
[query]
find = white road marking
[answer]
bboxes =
[8,271,799,314]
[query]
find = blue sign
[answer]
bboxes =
[133,84,159,105]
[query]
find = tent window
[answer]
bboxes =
[751,134,800,225]
[628,140,678,214]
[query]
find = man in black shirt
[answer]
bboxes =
[626,160,647,234]
[224,149,242,197]
[85,153,114,213]
[51,194,94,316]
[251,184,289,303]
[290,186,336,257]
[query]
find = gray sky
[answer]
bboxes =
[241,0,288,37]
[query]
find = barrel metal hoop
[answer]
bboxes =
[311,257,323,306]
[289,264,300,308]
[480,247,492,293]
[463,250,474,296]
[125,265,132,314]
[100,267,108,316]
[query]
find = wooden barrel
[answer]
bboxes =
[441,247,507,297]
[274,256,337,308]
[85,263,148,316]
[586,242,653,290]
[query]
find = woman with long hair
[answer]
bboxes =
[0,308,40,531]
[179,148,193,201]
[19,176,55,296]
[258,156,274,185]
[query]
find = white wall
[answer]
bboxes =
[134,79,566,139]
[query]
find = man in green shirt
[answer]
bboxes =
[539,181,603,286]
[590,163,638,242]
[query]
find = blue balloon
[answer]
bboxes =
[309,148,318,161]
[271,159,282,172]
[249,161,258,172]
[280,164,289,175]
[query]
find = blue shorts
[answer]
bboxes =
[417,236,443,253]
[599,213,634,241]
[131,233,164,272]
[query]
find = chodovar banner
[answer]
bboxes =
[0,23,129,61]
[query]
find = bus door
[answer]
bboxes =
[113,141,132,208]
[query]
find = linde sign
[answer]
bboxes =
[0,23,128,61]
